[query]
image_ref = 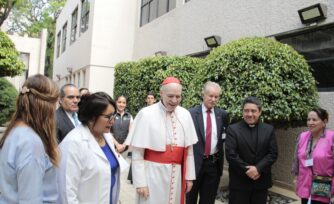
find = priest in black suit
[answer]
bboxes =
[186,81,229,204]
[225,96,278,204]
[56,84,80,143]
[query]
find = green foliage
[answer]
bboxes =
[0,31,25,77]
[0,0,19,26]
[8,0,66,77]
[114,56,204,116]
[0,78,18,125]
[114,37,318,127]
[188,37,318,126]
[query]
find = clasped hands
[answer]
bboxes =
[246,165,260,180]
[136,181,193,200]
[115,143,127,153]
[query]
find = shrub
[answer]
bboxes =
[0,78,18,125]
[0,31,25,77]
[114,56,204,115]
[185,37,318,127]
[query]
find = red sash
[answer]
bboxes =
[144,145,188,204]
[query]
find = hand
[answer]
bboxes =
[116,144,126,153]
[246,166,260,180]
[137,187,149,199]
[185,180,193,193]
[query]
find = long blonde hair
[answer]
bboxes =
[0,74,60,166]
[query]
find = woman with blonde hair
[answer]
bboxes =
[0,74,60,203]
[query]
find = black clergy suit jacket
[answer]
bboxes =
[56,107,75,143]
[189,105,229,177]
[225,120,278,190]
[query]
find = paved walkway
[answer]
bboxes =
[118,159,299,204]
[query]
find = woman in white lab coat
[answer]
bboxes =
[57,92,127,204]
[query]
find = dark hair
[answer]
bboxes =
[242,96,262,111]
[78,92,116,125]
[79,87,89,93]
[60,84,77,98]
[310,107,329,122]
[147,91,155,98]
[115,95,127,102]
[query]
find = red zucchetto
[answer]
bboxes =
[161,76,181,85]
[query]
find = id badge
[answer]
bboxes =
[222,133,226,140]
[305,159,313,167]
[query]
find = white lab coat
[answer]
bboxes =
[57,125,127,204]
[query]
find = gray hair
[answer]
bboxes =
[201,81,221,95]
[60,84,77,98]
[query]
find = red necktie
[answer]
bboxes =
[205,109,212,156]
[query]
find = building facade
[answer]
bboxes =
[5,29,47,90]
[53,0,137,96]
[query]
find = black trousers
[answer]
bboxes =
[186,159,220,204]
[229,189,268,204]
[301,198,327,204]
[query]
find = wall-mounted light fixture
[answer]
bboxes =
[155,51,167,56]
[298,3,327,25]
[56,74,61,80]
[67,67,73,73]
[204,35,221,48]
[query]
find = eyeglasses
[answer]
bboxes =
[100,113,116,121]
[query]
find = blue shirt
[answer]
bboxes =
[0,126,58,203]
[101,143,119,204]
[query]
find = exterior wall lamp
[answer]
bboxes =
[298,3,327,25]
[67,67,73,73]
[204,35,221,48]
[155,51,167,56]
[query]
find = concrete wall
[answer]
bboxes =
[133,0,334,59]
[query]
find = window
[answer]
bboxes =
[80,0,90,34]
[140,0,176,26]
[276,23,334,91]
[71,7,78,44]
[19,53,30,79]
[56,31,61,57]
[61,22,67,53]
[185,0,191,2]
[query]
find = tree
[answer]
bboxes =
[0,31,25,77]
[0,0,19,26]
[7,0,65,77]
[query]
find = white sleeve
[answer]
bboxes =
[59,141,83,204]
[185,145,196,180]
[131,147,147,187]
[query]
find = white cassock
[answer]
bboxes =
[125,101,198,204]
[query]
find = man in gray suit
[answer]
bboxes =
[56,84,80,143]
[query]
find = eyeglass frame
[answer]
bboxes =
[100,113,117,121]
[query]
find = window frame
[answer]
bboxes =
[56,31,61,58]
[140,0,176,26]
[80,0,90,34]
[61,22,68,53]
[70,7,78,44]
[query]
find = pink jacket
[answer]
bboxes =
[295,129,334,203]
